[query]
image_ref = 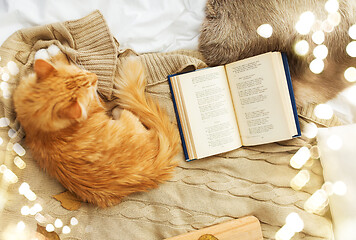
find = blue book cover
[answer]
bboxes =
[167,74,191,161]
[281,53,301,137]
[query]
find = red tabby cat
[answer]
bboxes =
[13,45,180,208]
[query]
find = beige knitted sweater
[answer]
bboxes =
[0,11,340,240]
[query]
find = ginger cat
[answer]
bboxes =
[13,45,180,208]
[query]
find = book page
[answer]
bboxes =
[272,53,298,136]
[177,66,242,159]
[225,53,294,146]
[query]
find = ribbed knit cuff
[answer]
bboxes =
[65,10,117,99]
[139,50,207,86]
[297,103,342,127]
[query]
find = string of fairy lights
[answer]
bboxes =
[0,0,355,239]
[0,48,79,240]
[256,0,355,239]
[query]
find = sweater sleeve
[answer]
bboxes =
[0,10,117,143]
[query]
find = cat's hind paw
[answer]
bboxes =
[112,107,123,120]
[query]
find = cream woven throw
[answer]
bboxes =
[0,11,340,240]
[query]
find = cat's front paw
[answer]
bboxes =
[47,44,61,57]
[34,44,68,64]
[34,49,50,61]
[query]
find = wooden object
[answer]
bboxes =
[165,216,263,240]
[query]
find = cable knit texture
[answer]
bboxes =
[0,11,338,240]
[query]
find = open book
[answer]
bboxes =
[168,52,301,161]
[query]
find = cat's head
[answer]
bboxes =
[13,59,98,132]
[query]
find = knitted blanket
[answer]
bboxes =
[0,11,340,240]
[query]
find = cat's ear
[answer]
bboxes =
[59,101,84,120]
[34,59,56,81]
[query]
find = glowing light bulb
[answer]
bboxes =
[30,207,38,216]
[314,104,333,119]
[295,21,311,35]
[46,224,55,232]
[309,59,324,74]
[0,164,6,173]
[24,189,37,201]
[62,226,71,234]
[304,189,329,214]
[8,129,17,139]
[6,142,13,151]
[0,117,10,127]
[322,182,334,196]
[322,20,334,33]
[294,40,309,56]
[344,67,356,82]
[299,11,315,25]
[303,122,318,139]
[21,206,30,216]
[70,217,78,226]
[13,143,26,156]
[3,168,18,183]
[345,86,356,105]
[290,147,311,169]
[346,41,356,57]
[349,24,356,40]
[19,182,30,195]
[313,45,328,59]
[333,181,347,195]
[54,219,63,228]
[326,135,343,150]
[310,146,321,159]
[275,225,295,240]
[325,0,339,13]
[257,24,273,38]
[1,72,9,81]
[295,11,315,35]
[19,182,37,201]
[0,82,9,91]
[286,212,304,233]
[35,213,47,223]
[275,212,304,240]
[30,203,43,215]
[312,31,325,44]
[2,89,10,99]
[290,170,310,190]
[7,61,19,76]
[16,221,26,231]
[14,156,26,169]
[327,12,341,26]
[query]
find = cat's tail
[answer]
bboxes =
[114,57,181,169]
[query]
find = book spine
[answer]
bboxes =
[281,53,301,137]
[168,75,191,160]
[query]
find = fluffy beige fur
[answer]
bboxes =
[199,0,356,106]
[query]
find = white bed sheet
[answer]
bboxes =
[0,0,206,53]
